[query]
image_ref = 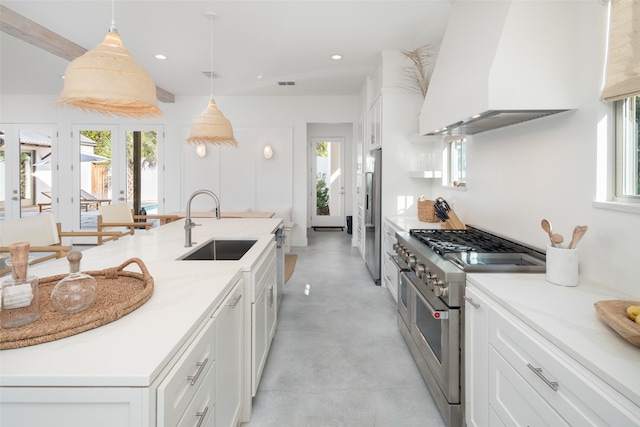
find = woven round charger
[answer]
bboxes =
[0,258,153,350]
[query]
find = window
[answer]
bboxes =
[615,96,640,203]
[443,137,466,188]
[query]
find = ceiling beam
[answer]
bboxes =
[0,5,175,103]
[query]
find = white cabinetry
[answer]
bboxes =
[214,281,244,427]
[157,315,215,427]
[368,96,382,150]
[463,286,492,427]
[242,240,277,421]
[466,282,640,427]
[382,219,401,302]
[1,278,246,427]
[0,387,148,427]
[158,277,244,427]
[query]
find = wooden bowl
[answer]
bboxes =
[594,300,640,347]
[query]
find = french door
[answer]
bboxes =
[69,124,163,240]
[0,124,58,221]
[71,125,119,233]
[1,124,163,236]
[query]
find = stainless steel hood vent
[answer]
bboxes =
[419,1,581,136]
[427,109,570,136]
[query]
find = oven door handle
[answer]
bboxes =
[388,254,409,271]
[414,283,449,320]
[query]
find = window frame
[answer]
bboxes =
[614,96,640,204]
[443,137,467,188]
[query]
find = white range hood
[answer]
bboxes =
[419,1,581,136]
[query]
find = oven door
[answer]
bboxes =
[395,259,411,328]
[410,277,460,404]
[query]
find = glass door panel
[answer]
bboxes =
[71,125,118,234]
[23,129,55,219]
[125,130,159,216]
[311,138,344,228]
[0,126,56,221]
[77,130,112,230]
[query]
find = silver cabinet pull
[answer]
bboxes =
[229,294,242,308]
[195,406,209,427]
[527,363,558,391]
[463,295,480,309]
[269,285,274,307]
[187,358,208,385]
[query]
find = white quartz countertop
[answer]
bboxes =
[0,218,282,388]
[385,216,443,232]
[467,272,640,408]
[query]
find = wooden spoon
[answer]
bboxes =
[541,219,556,247]
[541,219,564,247]
[541,219,552,239]
[568,225,588,249]
[551,233,564,247]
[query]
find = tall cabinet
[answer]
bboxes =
[354,51,442,280]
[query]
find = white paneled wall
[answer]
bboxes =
[254,129,293,212]
[182,127,293,215]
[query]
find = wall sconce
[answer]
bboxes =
[263,145,274,160]
[196,142,207,157]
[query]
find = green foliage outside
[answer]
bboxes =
[316,173,329,215]
[316,141,330,214]
[81,130,158,170]
[316,141,328,157]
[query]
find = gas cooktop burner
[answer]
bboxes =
[409,227,539,256]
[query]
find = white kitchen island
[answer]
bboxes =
[0,217,282,427]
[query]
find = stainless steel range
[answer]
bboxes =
[392,225,545,427]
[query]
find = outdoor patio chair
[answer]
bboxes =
[39,191,109,212]
[97,203,180,245]
[0,214,120,276]
[38,191,52,212]
[80,190,111,211]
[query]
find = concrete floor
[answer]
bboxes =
[244,229,446,427]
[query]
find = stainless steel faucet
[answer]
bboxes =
[185,189,221,247]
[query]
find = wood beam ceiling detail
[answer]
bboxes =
[0,5,175,103]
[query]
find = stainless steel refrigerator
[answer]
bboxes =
[365,148,381,285]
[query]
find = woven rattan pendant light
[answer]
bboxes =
[187,12,238,147]
[57,1,161,118]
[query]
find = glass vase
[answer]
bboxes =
[51,251,97,314]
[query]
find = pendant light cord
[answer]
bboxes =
[110,0,118,33]
[209,14,214,101]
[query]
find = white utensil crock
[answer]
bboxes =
[546,244,579,287]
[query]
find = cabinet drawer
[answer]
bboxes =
[176,366,214,427]
[158,319,215,427]
[489,346,568,426]
[490,307,640,426]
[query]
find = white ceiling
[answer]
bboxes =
[0,0,451,100]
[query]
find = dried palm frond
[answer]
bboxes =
[399,45,435,98]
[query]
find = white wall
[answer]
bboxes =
[420,1,639,297]
[0,94,359,248]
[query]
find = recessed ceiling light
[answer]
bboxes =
[155,54,167,60]
[257,75,263,79]
[331,54,343,60]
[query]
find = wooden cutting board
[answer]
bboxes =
[593,300,640,347]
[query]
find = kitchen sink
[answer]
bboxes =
[178,239,257,261]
